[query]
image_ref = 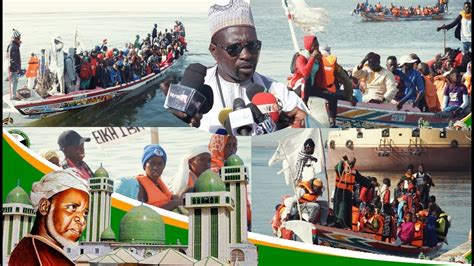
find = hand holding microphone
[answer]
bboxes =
[164,63,213,127]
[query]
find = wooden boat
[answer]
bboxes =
[312,224,444,258]
[360,11,445,21]
[3,60,182,117]
[308,97,466,128]
[326,127,472,171]
[283,220,443,258]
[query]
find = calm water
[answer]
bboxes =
[18,127,252,193]
[2,0,464,126]
[251,131,471,254]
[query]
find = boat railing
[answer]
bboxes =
[408,137,426,156]
[377,137,392,157]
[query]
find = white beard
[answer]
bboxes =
[46,205,79,248]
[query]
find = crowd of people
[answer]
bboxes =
[287,29,471,128]
[353,1,447,17]
[42,130,253,230]
[272,147,451,249]
[8,21,187,99]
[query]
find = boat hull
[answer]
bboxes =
[6,60,180,116]
[313,224,444,258]
[360,12,445,21]
[336,100,457,128]
[327,127,471,171]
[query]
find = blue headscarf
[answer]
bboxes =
[142,144,167,169]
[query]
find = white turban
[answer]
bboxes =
[168,145,210,194]
[208,0,255,37]
[30,168,90,210]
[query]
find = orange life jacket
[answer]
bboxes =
[322,55,337,93]
[411,221,425,247]
[352,206,360,231]
[136,174,172,208]
[335,171,355,191]
[363,214,384,240]
[297,180,319,203]
[26,56,39,78]
[423,75,441,112]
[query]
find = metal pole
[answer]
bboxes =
[280,141,303,220]
[443,29,447,53]
[151,127,159,144]
[282,0,300,52]
[318,128,330,203]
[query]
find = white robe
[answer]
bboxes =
[49,41,65,93]
[199,65,309,133]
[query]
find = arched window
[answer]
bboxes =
[231,249,245,262]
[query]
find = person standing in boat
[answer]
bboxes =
[413,164,435,209]
[333,156,373,229]
[57,130,94,180]
[8,29,22,100]
[437,2,471,55]
[64,48,78,93]
[352,52,398,104]
[26,52,39,90]
[49,36,66,95]
[152,24,158,44]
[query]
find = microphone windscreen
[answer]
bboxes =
[196,84,214,114]
[252,92,280,122]
[246,103,266,123]
[218,108,233,127]
[180,63,207,89]
[233,98,247,111]
[246,83,265,101]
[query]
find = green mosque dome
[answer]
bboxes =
[119,205,165,244]
[5,185,32,205]
[94,163,109,178]
[224,155,244,166]
[193,170,226,192]
[100,226,116,241]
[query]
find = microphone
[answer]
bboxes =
[247,103,277,135]
[228,98,256,136]
[164,63,213,118]
[251,92,281,123]
[246,83,266,101]
[218,108,233,134]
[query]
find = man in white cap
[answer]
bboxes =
[58,130,94,180]
[8,29,22,100]
[9,169,90,266]
[194,0,309,133]
[397,54,425,111]
[49,36,66,95]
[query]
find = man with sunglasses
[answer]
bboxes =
[190,0,309,133]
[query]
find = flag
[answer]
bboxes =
[268,129,324,186]
[285,0,330,33]
[74,28,86,52]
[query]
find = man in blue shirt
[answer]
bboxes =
[398,55,426,111]
[386,56,412,109]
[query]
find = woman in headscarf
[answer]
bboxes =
[169,145,211,197]
[208,134,252,230]
[208,134,237,173]
[136,144,182,210]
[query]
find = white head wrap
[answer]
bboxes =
[30,168,90,210]
[208,0,255,37]
[169,145,210,194]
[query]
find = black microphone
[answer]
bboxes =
[164,63,213,118]
[245,83,265,101]
[247,103,276,135]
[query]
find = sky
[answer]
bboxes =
[4,0,217,14]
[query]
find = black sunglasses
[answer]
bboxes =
[213,40,262,57]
